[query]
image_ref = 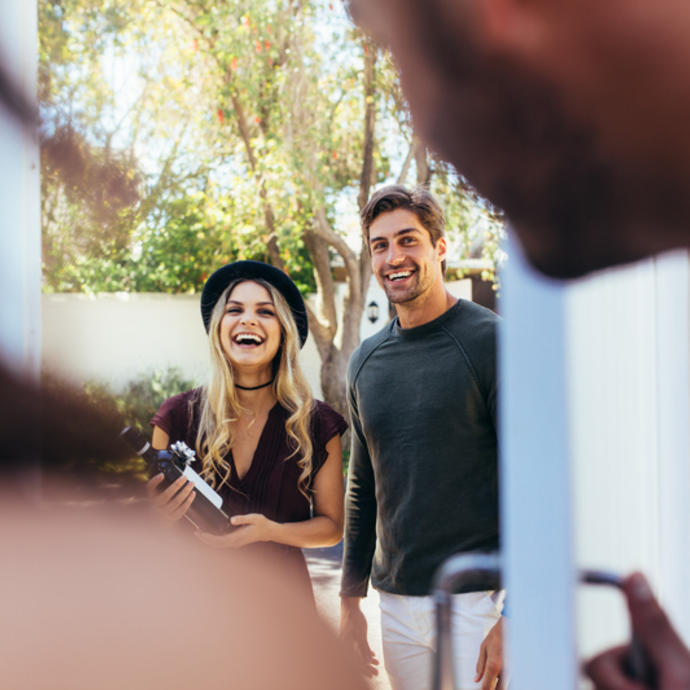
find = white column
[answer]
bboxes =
[500,233,577,690]
[0,0,40,375]
[655,250,690,641]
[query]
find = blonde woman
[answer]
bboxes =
[147,261,346,600]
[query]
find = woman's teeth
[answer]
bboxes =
[234,333,263,345]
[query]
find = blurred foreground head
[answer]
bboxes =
[0,502,369,690]
[349,0,690,278]
[0,368,368,689]
[0,363,133,495]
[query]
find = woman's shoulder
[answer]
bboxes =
[311,399,348,438]
[311,398,338,415]
[304,400,348,476]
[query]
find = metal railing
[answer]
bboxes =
[431,552,655,690]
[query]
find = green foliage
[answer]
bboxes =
[40,0,496,294]
[38,367,199,488]
[84,366,198,436]
[430,168,506,287]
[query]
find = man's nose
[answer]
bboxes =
[386,246,405,265]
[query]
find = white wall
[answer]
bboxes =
[42,278,473,397]
[42,292,324,396]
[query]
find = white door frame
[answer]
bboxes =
[0,0,40,376]
[500,234,577,689]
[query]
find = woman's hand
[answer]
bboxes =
[196,434,345,551]
[146,473,196,524]
[197,513,276,549]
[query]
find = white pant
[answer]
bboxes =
[379,590,504,690]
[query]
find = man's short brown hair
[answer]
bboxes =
[361,185,446,271]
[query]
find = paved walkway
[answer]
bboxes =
[305,542,391,690]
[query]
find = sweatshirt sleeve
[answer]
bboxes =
[459,304,499,432]
[339,354,377,598]
[479,314,498,432]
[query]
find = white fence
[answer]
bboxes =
[569,252,690,661]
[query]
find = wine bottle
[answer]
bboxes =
[120,426,232,534]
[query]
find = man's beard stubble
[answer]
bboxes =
[381,269,423,305]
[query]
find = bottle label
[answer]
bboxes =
[182,465,223,508]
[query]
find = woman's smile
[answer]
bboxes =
[220,281,282,373]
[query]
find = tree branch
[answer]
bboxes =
[304,300,335,360]
[311,206,358,279]
[414,136,431,186]
[357,39,377,211]
[303,225,337,337]
[165,1,282,266]
[396,139,414,185]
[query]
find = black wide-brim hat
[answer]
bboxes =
[200,260,309,347]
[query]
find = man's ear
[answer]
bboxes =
[475,0,551,54]
[437,236,448,262]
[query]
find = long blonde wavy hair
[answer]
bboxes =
[195,278,314,497]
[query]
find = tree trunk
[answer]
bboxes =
[318,345,350,420]
[304,206,368,418]
[414,137,431,186]
[357,39,377,212]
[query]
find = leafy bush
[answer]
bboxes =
[75,367,198,486]
[84,367,198,436]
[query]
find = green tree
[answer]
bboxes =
[164,0,408,413]
[39,0,221,291]
[39,0,504,414]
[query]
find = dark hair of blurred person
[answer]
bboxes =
[347,0,690,278]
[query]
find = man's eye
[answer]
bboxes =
[372,243,385,252]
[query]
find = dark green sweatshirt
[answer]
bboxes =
[341,298,499,597]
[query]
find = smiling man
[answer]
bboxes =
[340,186,505,690]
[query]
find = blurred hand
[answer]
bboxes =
[146,473,195,524]
[585,572,690,689]
[340,596,380,678]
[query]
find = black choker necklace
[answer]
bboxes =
[235,378,274,391]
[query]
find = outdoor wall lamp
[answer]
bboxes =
[367,300,380,323]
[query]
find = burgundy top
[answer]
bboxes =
[151,388,347,520]
[151,389,347,599]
